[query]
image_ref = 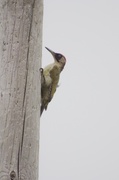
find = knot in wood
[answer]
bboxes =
[10,170,16,180]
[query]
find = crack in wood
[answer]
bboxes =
[17,143,21,178]
[21,110,26,154]
[22,0,35,110]
[21,0,35,153]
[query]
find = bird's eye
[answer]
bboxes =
[55,53,62,61]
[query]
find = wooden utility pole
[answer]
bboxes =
[0,0,43,179]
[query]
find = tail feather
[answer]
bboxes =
[40,105,44,116]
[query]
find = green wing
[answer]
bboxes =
[49,65,60,101]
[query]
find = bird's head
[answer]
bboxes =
[45,47,66,71]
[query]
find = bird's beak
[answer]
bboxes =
[45,47,55,57]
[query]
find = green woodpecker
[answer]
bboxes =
[40,47,66,116]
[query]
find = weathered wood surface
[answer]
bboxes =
[0,0,43,179]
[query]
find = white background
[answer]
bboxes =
[40,1,119,179]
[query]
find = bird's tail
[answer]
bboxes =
[40,105,44,116]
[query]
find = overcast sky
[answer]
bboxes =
[40,1,119,180]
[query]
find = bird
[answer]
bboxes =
[40,47,66,116]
